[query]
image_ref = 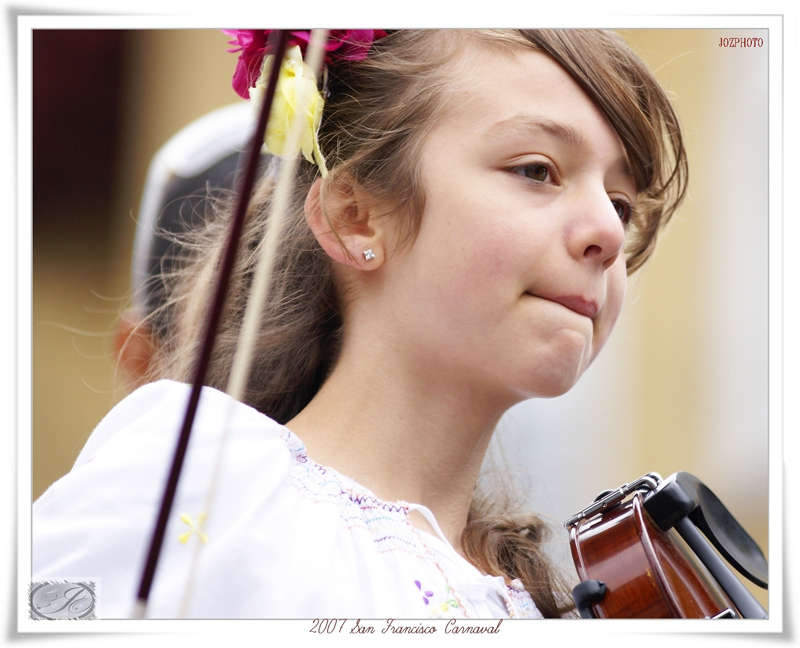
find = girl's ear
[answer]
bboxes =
[114,312,155,391]
[304,177,387,269]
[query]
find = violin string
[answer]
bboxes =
[177,29,331,618]
[131,30,291,620]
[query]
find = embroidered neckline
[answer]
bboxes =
[279,425,537,618]
[281,426,412,514]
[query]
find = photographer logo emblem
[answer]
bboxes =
[29,580,97,620]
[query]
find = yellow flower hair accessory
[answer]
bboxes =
[249,45,328,177]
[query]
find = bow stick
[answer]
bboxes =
[178,29,330,617]
[133,30,291,619]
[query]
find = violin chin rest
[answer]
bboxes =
[693,481,768,588]
[645,472,768,589]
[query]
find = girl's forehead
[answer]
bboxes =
[438,45,607,134]
[422,43,632,184]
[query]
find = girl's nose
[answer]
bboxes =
[570,192,627,270]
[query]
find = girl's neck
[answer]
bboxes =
[285,333,509,551]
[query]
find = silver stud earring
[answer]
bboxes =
[363,249,375,261]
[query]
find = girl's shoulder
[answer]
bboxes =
[32,380,427,617]
[32,380,304,616]
[71,379,287,469]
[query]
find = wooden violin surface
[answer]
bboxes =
[569,493,736,618]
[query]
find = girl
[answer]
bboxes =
[32,29,687,619]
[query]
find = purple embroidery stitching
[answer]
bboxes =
[415,580,435,606]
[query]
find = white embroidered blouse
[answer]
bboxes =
[32,380,543,619]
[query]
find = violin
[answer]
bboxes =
[565,472,768,619]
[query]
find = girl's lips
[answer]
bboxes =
[528,293,599,318]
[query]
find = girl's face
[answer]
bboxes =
[377,44,633,405]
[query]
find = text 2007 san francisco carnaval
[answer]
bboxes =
[309,618,505,635]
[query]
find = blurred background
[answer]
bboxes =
[30,29,770,608]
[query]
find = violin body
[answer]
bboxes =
[566,472,767,619]
[570,492,735,618]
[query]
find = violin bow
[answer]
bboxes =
[132,29,304,619]
[177,29,330,617]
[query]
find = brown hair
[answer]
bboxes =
[147,29,687,618]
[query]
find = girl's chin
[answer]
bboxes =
[514,348,593,400]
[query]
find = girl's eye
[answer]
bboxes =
[611,199,633,226]
[510,163,553,183]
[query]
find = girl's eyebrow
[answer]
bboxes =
[486,114,634,179]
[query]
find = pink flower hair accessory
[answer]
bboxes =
[223,29,387,99]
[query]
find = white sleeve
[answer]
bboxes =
[32,379,291,619]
